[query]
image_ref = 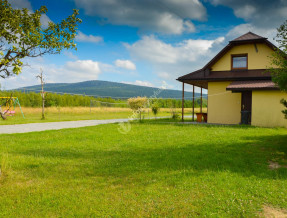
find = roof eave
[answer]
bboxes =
[226,87,279,91]
[229,38,268,43]
[178,76,272,82]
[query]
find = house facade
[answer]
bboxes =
[177,32,287,128]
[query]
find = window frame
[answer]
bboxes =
[231,54,248,70]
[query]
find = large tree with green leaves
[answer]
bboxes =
[269,19,287,118]
[0,0,81,78]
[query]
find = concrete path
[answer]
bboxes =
[0,115,196,134]
[0,119,129,134]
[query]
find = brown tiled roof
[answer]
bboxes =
[177,69,272,89]
[226,80,278,91]
[178,69,272,81]
[231,32,267,42]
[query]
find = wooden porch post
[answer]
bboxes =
[182,82,184,121]
[200,87,203,113]
[192,85,195,121]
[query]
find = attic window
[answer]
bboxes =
[231,54,248,70]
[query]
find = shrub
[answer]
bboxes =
[128,97,148,121]
[151,103,160,119]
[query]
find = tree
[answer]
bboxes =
[0,0,81,78]
[269,19,287,118]
[36,68,45,120]
[128,97,147,121]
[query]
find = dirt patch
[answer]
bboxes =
[268,161,287,170]
[260,206,287,218]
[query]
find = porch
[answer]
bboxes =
[181,80,208,123]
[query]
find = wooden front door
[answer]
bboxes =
[241,91,252,124]
[241,91,252,111]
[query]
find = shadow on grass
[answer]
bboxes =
[137,120,258,130]
[12,131,287,181]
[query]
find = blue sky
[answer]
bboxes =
[2,0,287,93]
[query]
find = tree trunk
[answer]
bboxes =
[0,107,6,120]
[41,93,45,120]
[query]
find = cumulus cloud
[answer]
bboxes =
[126,35,224,64]
[75,31,103,43]
[8,0,53,29]
[122,80,154,87]
[210,0,287,43]
[40,14,53,29]
[8,0,32,10]
[115,60,136,70]
[74,0,206,34]
[209,0,287,26]
[62,60,101,80]
[0,59,103,89]
[64,51,78,60]
[125,35,225,81]
[226,24,277,44]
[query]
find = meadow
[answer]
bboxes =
[0,107,207,125]
[0,123,286,216]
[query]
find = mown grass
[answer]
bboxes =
[0,107,206,125]
[0,123,286,216]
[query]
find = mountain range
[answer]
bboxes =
[17,80,206,99]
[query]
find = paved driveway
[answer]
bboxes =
[0,119,129,134]
[0,115,196,134]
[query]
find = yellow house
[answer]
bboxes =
[177,32,287,128]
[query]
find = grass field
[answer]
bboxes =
[0,123,286,216]
[0,107,207,125]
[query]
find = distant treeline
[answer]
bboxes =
[0,91,125,107]
[0,91,207,108]
[148,98,207,108]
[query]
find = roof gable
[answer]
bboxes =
[201,32,277,71]
[231,32,267,42]
[177,32,278,87]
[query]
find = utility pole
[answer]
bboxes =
[36,68,45,120]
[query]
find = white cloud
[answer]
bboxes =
[125,35,225,82]
[64,51,78,60]
[8,0,53,29]
[75,31,103,43]
[64,60,101,80]
[40,14,53,29]
[8,0,32,10]
[226,24,277,44]
[233,5,256,20]
[209,0,287,29]
[115,60,136,70]
[122,80,153,87]
[126,35,224,64]
[207,0,287,48]
[0,59,103,89]
[74,0,206,34]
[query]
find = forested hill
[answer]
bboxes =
[17,80,207,99]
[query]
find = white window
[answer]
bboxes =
[232,55,247,69]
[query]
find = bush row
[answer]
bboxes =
[0,91,207,108]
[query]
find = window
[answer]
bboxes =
[231,54,247,70]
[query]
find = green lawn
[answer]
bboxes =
[0,107,193,125]
[0,123,287,216]
[0,108,133,125]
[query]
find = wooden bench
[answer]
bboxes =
[196,113,207,122]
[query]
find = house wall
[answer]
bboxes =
[211,43,274,71]
[208,81,241,124]
[252,90,287,128]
